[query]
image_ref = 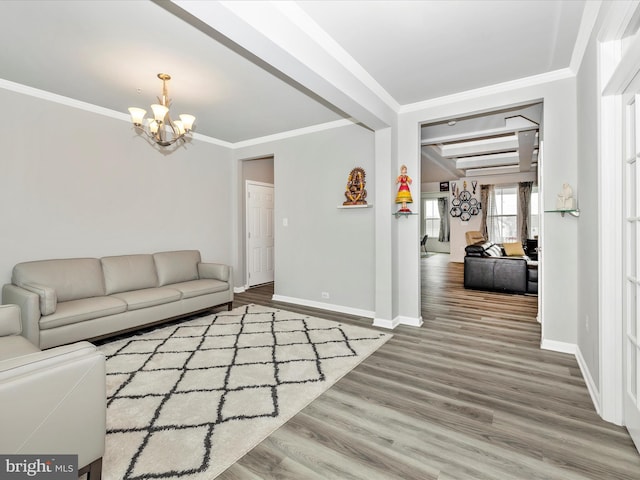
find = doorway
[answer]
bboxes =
[245,181,275,287]
[622,71,640,452]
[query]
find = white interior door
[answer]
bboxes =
[246,181,274,287]
[623,79,640,452]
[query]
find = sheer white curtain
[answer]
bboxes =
[481,185,507,243]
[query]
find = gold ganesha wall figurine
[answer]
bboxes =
[343,167,368,206]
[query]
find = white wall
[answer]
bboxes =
[234,123,376,316]
[0,88,233,285]
[398,74,578,346]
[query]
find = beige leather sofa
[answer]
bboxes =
[0,304,105,479]
[2,250,233,349]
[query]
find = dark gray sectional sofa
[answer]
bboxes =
[464,242,537,295]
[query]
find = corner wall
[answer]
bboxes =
[575,25,601,393]
[234,123,376,317]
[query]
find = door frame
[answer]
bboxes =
[244,180,275,289]
[598,1,640,426]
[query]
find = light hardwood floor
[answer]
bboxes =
[221,253,640,479]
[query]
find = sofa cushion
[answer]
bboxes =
[503,242,526,257]
[101,254,158,295]
[484,243,504,257]
[169,279,229,299]
[39,297,127,330]
[111,287,182,311]
[153,250,201,287]
[13,258,105,303]
[0,305,23,336]
[0,336,40,361]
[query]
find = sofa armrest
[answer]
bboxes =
[198,262,231,282]
[0,341,106,470]
[0,304,22,336]
[2,284,41,347]
[19,282,57,315]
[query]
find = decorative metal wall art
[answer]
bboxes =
[450,180,481,222]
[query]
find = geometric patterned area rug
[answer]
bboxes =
[98,304,391,479]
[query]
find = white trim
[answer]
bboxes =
[395,315,424,327]
[271,294,375,319]
[0,78,128,121]
[576,345,602,415]
[0,77,354,149]
[0,77,236,148]
[569,1,603,74]
[597,14,628,425]
[232,119,356,148]
[234,286,246,294]
[540,339,577,355]
[372,317,400,329]
[272,2,400,112]
[398,69,574,114]
[189,132,234,148]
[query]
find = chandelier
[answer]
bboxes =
[128,73,196,147]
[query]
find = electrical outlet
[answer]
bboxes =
[321,292,330,299]
[585,314,590,332]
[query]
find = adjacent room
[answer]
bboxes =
[1,1,640,479]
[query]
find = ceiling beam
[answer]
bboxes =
[163,0,395,131]
[518,128,537,172]
[422,115,538,145]
[465,163,538,177]
[422,145,465,178]
[439,133,539,158]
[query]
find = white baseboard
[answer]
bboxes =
[271,294,375,319]
[373,315,423,329]
[540,339,577,355]
[575,345,602,416]
[234,286,246,294]
[395,315,424,327]
[372,317,400,329]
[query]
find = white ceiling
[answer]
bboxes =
[0,0,586,147]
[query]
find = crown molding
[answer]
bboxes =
[232,118,356,149]
[398,68,575,114]
[0,78,128,122]
[0,78,347,149]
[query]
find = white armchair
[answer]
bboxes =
[0,304,106,479]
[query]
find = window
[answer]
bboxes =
[423,198,440,238]
[487,184,538,243]
[488,186,518,243]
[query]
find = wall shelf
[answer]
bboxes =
[337,204,372,209]
[393,211,418,218]
[545,209,580,217]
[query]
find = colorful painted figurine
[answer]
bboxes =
[395,164,413,212]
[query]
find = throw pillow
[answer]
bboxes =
[503,242,526,257]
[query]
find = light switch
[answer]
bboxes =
[282,218,288,227]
